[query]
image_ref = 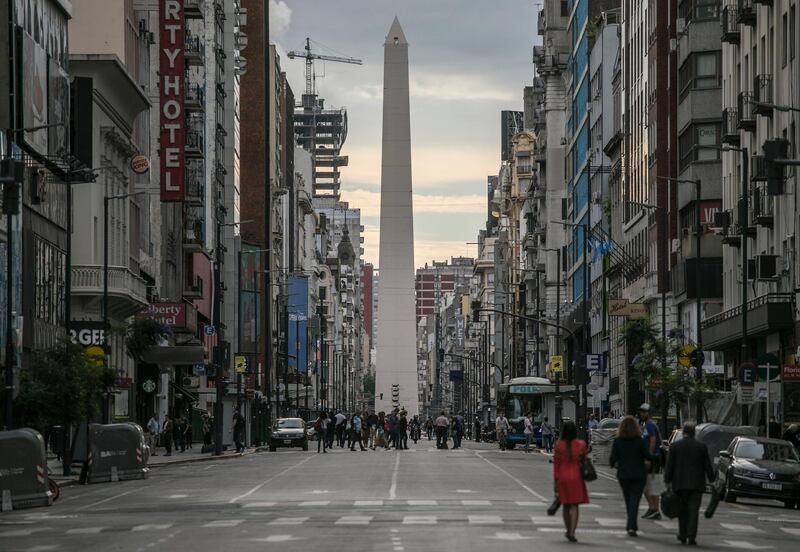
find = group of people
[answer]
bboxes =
[493,411,555,452]
[553,402,715,546]
[429,411,467,449]
[146,414,198,456]
[313,409,422,453]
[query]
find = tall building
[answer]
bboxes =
[294,95,350,197]
[415,257,474,320]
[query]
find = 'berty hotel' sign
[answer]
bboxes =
[159,0,186,201]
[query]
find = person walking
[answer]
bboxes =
[610,416,656,537]
[146,415,159,456]
[664,422,715,546]
[474,416,482,442]
[495,411,510,451]
[315,412,329,453]
[202,414,212,448]
[350,412,366,451]
[334,410,347,448]
[541,417,555,453]
[639,403,663,520]
[425,416,434,440]
[232,409,246,453]
[453,412,465,449]
[162,415,173,456]
[185,419,193,450]
[523,412,534,453]
[367,411,378,449]
[398,411,409,449]
[768,416,782,439]
[326,410,337,449]
[435,411,450,449]
[553,419,589,543]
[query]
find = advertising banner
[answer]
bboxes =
[159,0,186,201]
[288,276,309,374]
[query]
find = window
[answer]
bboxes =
[679,123,721,170]
[678,52,721,99]
[679,0,720,22]
[791,6,796,62]
[783,13,789,67]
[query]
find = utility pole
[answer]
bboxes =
[262,0,274,440]
[694,179,703,423]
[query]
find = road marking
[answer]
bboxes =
[530,516,562,525]
[655,520,679,530]
[781,528,800,536]
[335,516,373,525]
[515,501,546,507]
[403,515,437,525]
[720,523,763,533]
[469,515,503,525]
[719,541,773,550]
[354,500,384,507]
[461,500,491,506]
[407,500,437,506]
[7,546,58,552]
[242,502,277,508]
[250,535,301,542]
[66,527,105,534]
[306,489,330,494]
[389,451,400,499]
[131,524,172,532]
[487,532,535,541]
[167,494,188,499]
[268,517,308,526]
[298,501,330,507]
[596,518,626,527]
[202,519,243,527]
[228,455,314,503]
[455,489,477,493]
[0,528,49,537]
[475,451,547,501]
[538,527,631,535]
[77,486,151,511]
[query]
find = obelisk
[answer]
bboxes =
[375,17,419,415]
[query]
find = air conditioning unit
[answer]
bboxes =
[671,239,680,253]
[183,376,200,388]
[713,210,731,232]
[676,17,686,35]
[755,255,778,280]
[592,191,602,204]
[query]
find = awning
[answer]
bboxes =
[141,345,205,365]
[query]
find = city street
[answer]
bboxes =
[2,440,799,551]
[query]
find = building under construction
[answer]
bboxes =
[294,94,349,197]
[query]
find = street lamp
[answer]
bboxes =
[657,175,704,423]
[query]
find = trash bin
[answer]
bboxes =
[0,428,53,511]
[50,425,66,458]
[87,423,149,484]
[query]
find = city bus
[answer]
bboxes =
[497,377,577,449]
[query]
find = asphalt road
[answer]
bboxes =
[2,439,799,551]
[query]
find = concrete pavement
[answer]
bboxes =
[3,439,800,551]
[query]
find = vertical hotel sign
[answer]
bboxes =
[159,1,186,201]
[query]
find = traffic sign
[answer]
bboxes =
[204,325,216,336]
[550,355,564,373]
[678,345,696,368]
[740,363,755,386]
[234,355,247,374]
[586,353,606,373]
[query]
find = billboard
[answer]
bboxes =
[239,246,260,354]
[159,0,186,201]
[287,276,309,374]
[18,30,48,156]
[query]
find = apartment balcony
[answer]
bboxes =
[721,108,740,145]
[185,83,205,112]
[183,215,205,251]
[702,293,793,351]
[71,265,148,318]
[533,184,547,200]
[538,53,569,75]
[185,127,204,158]
[183,276,204,300]
[751,154,768,182]
[184,0,205,19]
[750,184,774,228]
[721,223,742,247]
[737,92,756,131]
[532,45,545,64]
[752,74,773,116]
[721,6,740,44]
[737,0,756,26]
[185,35,205,66]
[185,178,204,206]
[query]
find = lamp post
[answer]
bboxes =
[540,246,563,426]
[658,176,703,423]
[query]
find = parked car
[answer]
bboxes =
[306,421,317,441]
[666,423,758,468]
[718,436,800,509]
[269,418,309,451]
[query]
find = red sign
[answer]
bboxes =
[700,200,722,229]
[140,302,187,327]
[159,0,186,201]
[782,364,800,381]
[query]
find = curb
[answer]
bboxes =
[147,448,266,468]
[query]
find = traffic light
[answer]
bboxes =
[2,182,20,215]
[438,348,445,363]
[471,300,481,320]
[763,138,790,195]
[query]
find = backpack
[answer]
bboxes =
[314,418,322,432]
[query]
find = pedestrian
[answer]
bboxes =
[162,415,173,456]
[367,411,379,449]
[232,408,245,453]
[495,411,510,451]
[783,424,800,451]
[185,419,193,450]
[454,412,465,449]
[474,416,482,442]
[588,414,599,430]
[610,416,656,537]
[425,416,434,440]
[388,410,399,448]
[383,414,392,449]
[202,414,212,448]
[663,422,715,546]
[348,412,366,451]
[334,410,346,447]
[146,415,159,456]
[315,412,329,453]
[523,412,534,453]
[553,419,589,543]
[398,411,409,449]
[639,403,663,520]
[768,415,782,439]
[435,411,450,449]
[326,410,337,449]
[541,416,554,453]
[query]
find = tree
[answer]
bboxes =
[120,317,169,361]
[362,372,375,397]
[13,340,116,433]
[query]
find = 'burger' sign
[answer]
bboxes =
[159,0,186,201]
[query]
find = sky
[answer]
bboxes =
[270,0,539,268]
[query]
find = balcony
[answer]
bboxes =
[701,293,794,350]
[737,92,756,131]
[532,45,545,64]
[750,184,774,228]
[721,224,742,247]
[71,265,148,318]
[752,74,773,116]
[184,0,205,19]
[538,53,569,75]
[185,83,205,112]
[751,154,768,181]
[185,178,204,206]
[185,127,204,158]
[721,108,740,145]
[737,0,756,26]
[721,6,740,44]
[185,35,205,66]
[184,216,205,251]
[183,276,204,300]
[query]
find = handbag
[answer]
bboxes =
[660,487,680,519]
[547,496,561,516]
[580,453,597,482]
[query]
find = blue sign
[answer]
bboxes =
[509,385,541,394]
[741,365,755,387]
[204,325,216,336]
[586,353,607,373]
[288,276,309,373]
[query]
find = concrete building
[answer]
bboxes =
[415,257,474,320]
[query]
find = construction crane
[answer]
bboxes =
[287,38,362,96]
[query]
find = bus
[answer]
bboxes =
[497,377,577,449]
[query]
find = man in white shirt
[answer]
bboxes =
[495,411,510,451]
[523,413,534,453]
[146,415,159,456]
[334,411,347,448]
[435,411,450,449]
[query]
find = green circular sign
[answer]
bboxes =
[142,379,156,393]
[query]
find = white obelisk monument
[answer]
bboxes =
[375,17,419,415]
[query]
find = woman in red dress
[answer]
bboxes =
[553,419,589,542]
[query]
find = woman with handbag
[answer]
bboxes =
[553,419,589,542]
[609,416,657,537]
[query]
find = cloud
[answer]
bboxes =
[340,189,486,219]
[269,0,292,36]
[410,72,516,102]
[360,224,476,268]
